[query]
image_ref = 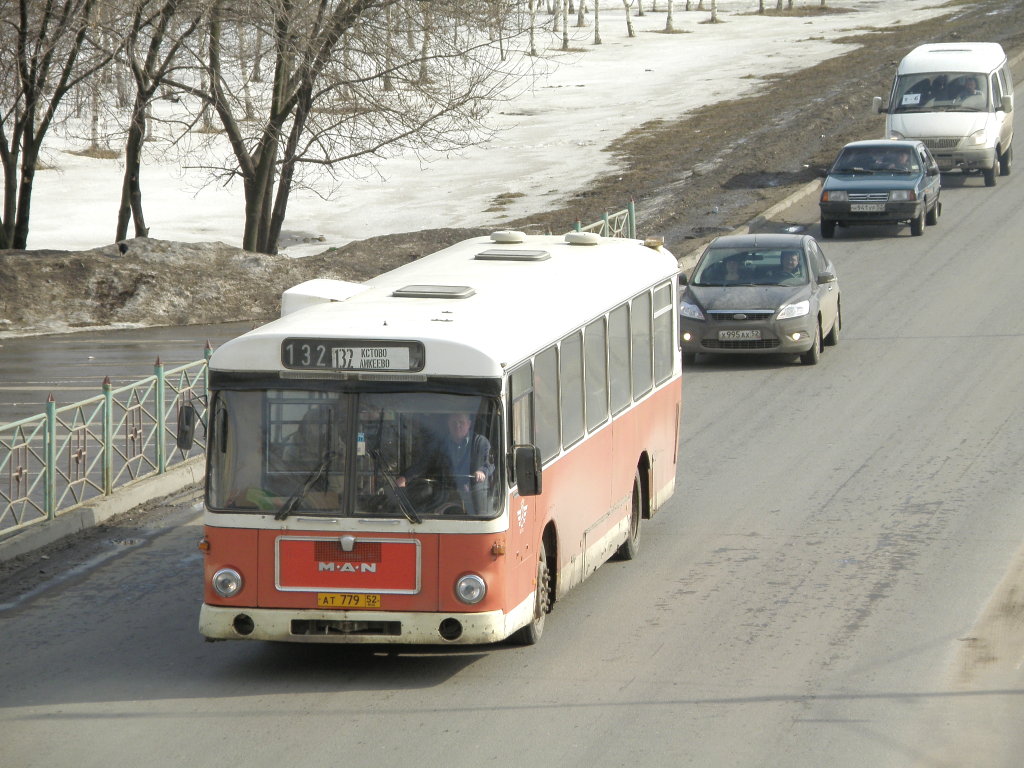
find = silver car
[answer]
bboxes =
[678,233,841,366]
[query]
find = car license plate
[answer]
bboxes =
[719,329,761,341]
[317,593,382,609]
[850,203,885,212]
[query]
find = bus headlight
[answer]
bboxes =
[212,567,243,598]
[454,574,487,605]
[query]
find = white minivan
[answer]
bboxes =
[873,42,1014,187]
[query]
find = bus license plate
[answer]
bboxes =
[719,329,761,341]
[850,203,885,212]
[317,593,382,609]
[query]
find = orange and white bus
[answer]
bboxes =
[194,229,681,645]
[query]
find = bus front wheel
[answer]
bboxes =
[509,540,551,645]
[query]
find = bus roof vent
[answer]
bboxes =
[565,231,601,246]
[490,230,527,244]
[475,248,550,262]
[392,284,476,299]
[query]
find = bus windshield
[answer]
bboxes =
[207,388,503,520]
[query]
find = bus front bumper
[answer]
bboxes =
[199,600,532,645]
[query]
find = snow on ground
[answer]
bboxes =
[27,0,942,257]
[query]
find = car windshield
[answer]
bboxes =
[831,146,920,174]
[692,246,809,287]
[892,71,989,113]
[206,388,503,520]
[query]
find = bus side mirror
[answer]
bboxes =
[177,404,197,451]
[513,445,542,496]
[872,95,884,114]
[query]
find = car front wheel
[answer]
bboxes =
[801,323,821,366]
[821,219,836,239]
[910,209,925,236]
[925,198,939,226]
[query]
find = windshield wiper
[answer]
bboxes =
[367,446,422,524]
[275,450,336,521]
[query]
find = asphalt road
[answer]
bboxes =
[2,161,1024,767]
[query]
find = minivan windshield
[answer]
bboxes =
[207,388,503,520]
[892,71,989,112]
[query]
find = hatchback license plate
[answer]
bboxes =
[719,329,761,341]
[317,593,382,609]
[850,203,885,212]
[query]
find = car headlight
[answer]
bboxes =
[822,190,848,202]
[889,190,916,201]
[777,300,810,320]
[679,301,705,321]
[888,131,905,140]
[212,567,243,598]
[455,574,487,605]
[967,128,988,146]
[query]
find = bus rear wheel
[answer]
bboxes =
[509,540,550,645]
[614,470,643,561]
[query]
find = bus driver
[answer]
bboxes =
[396,412,494,515]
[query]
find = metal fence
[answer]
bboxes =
[575,201,636,239]
[0,205,635,539]
[0,352,211,537]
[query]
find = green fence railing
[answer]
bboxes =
[0,205,638,539]
[0,351,211,537]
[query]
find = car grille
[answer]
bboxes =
[706,310,775,322]
[922,137,961,150]
[848,192,889,202]
[702,339,780,350]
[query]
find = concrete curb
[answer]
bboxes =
[0,457,203,562]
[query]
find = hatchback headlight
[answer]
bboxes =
[455,574,487,605]
[889,190,915,201]
[679,301,705,321]
[212,568,243,598]
[888,130,905,140]
[822,190,848,202]
[777,300,810,320]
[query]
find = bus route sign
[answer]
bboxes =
[281,338,424,372]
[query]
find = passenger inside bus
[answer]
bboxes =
[396,411,494,515]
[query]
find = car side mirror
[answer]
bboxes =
[1001,94,1013,113]
[512,444,542,496]
[677,272,688,286]
[871,95,884,114]
[176,404,198,451]
[817,272,837,285]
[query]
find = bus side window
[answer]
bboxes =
[584,317,609,432]
[631,291,653,399]
[534,346,561,463]
[559,330,585,449]
[653,282,675,385]
[608,304,631,415]
[508,363,534,488]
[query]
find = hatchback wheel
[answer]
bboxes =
[925,199,939,226]
[1000,145,1012,176]
[801,323,821,366]
[820,219,836,239]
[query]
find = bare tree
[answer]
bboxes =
[622,0,636,37]
[165,0,537,255]
[0,0,115,249]
[112,0,208,242]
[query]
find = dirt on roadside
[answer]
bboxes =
[1,0,1022,336]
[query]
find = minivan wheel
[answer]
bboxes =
[1000,145,1012,176]
[984,157,999,186]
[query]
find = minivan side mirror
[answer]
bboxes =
[176,404,197,451]
[1001,94,1013,113]
[512,444,542,496]
[871,96,884,114]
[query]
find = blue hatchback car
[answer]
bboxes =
[819,139,942,238]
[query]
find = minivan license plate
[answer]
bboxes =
[719,330,761,341]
